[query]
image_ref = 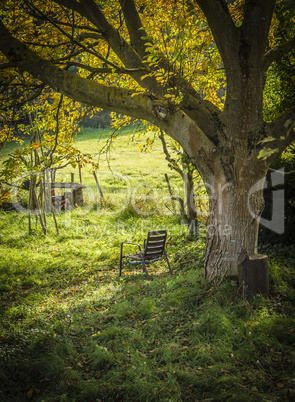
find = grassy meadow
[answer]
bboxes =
[0,126,295,401]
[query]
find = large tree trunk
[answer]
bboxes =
[203,160,266,279]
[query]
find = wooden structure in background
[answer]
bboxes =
[48,182,86,212]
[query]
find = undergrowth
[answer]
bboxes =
[0,209,294,401]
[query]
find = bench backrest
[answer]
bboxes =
[144,230,167,260]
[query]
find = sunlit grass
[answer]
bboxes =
[0,208,295,401]
[0,125,209,219]
[0,127,294,401]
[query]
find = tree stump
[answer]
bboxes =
[238,251,269,298]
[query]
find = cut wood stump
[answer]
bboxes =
[238,251,269,298]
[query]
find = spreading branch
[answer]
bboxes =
[264,105,295,165]
[264,36,295,70]
[0,19,145,117]
[48,0,217,138]
[118,0,148,59]
[195,0,238,72]
[24,0,127,73]
[242,0,276,52]
[0,18,215,166]
[52,0,153,79]
[52,0,213,108]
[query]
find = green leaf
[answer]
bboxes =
[176,19,186,29]
[141,35,154,41]
[258,147,279,160]
[258,136,277,144]
[141,74,151,81]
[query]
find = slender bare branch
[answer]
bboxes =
[47,95,64,169]
[76,32,103,41]
[54,42,99,62]
[23,1,127,72]
[59,61,147,75]
[23,9,102,34]
[159,130,184,178]
[23,41,71,48]
[0,62,17,70]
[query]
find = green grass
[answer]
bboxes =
[1,125,209,216]
[72,126,189,214]
[0,127,295,401]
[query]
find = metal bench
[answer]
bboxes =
[119,230,172,278]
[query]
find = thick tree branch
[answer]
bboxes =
[195,0,238,71]
[0,18,215,166]
[118,0,218,119]
[264,36,295,70]
[53,0,161,92]
[119,0,148,59]
[263,105,295,165]
[52,0,214,114]
[37,0,217,139]
[118,0,218,122]
[120,0,220,139]
[242,0,276,53]
[0,19,146,117]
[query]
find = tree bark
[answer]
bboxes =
[203,156,266,279]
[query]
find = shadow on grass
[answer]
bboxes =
[0,213,295,401]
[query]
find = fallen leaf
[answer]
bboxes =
[27,388,34,399]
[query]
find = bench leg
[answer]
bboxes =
[164,251,173,275]
[140,254,149,279]
[119,245,123,276]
